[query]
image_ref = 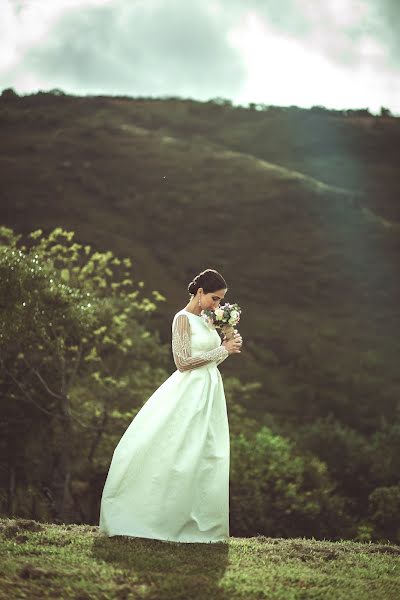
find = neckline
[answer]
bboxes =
[180,309,216,332]
[182,309,202,317]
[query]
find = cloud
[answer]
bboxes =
[1,0,246,99]
[224,0,390,67]
[0,0,399,112]
[365,0,400,67]
[222,0,400,111]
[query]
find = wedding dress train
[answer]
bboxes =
[99,309,230,543]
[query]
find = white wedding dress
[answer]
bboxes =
[99,309,230,543]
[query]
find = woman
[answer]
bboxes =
[99,269,243,543]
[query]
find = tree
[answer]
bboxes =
[1,87,18,99]
[0,226,168,522]
[380,106,392,117]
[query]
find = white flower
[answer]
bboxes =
[230,310,238,320]
[215,308,224,320]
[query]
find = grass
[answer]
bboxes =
[1,517,399,600]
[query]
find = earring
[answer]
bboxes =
[198,294,201,307]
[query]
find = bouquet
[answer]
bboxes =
[201,302,241,340]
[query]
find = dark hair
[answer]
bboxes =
[187,269,228,296]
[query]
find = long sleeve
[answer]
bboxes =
[216,352,229,367]
[172,314,229,372]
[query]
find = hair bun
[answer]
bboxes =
[187,280,197,295]
[187,269,227,296]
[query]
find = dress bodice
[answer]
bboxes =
[173,310,222,356]
[171,309,228,372]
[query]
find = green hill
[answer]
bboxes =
[0,91,399,429]
[1,517,399,600]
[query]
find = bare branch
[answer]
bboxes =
[1,359,106,431]
[3,365,63,419]
[5,365,101,429]
[23,357,63,400]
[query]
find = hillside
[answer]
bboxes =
[122,97,400,222]
[0,91,399,428]
[1,517,399,600]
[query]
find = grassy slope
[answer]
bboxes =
[1,518,399,600]
[67,95,400,224]
[104,97,400,221]
[1,94,399,425]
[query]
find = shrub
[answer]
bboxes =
[368,485,400,543]
[230,426,350,539]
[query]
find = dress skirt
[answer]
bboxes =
[99,361,230,543]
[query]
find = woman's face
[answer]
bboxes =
[199,288,226,311]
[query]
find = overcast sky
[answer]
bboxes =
[1,0,399,114]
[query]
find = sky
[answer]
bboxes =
[1,0,399,114]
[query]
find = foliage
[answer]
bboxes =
[294,416,373,503]
[0,226,168,522]
[1,225,399,541]
[370,423,400,486]
[0,93,399,542]
[223,377,261,437]
[368,486,400,543]
[230,426,350,540]
[0,92,399,433]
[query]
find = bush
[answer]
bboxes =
[370,423,400,487]
[230,426,350,539]
[295,416,372,505]
[1,87,18,99]
[368,485,400,543]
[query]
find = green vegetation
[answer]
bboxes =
[0,90,399,427]
[1,517,399,600]
[0,227,168,524]
[0,92,399,544]
[0,226,399,543]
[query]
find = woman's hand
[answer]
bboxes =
[222,330,243,354]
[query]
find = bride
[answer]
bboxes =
[99,268,243,543]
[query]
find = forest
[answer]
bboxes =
[0,89,399,543]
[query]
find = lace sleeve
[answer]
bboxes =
[216,351,229,367]
[172,314,229,372]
